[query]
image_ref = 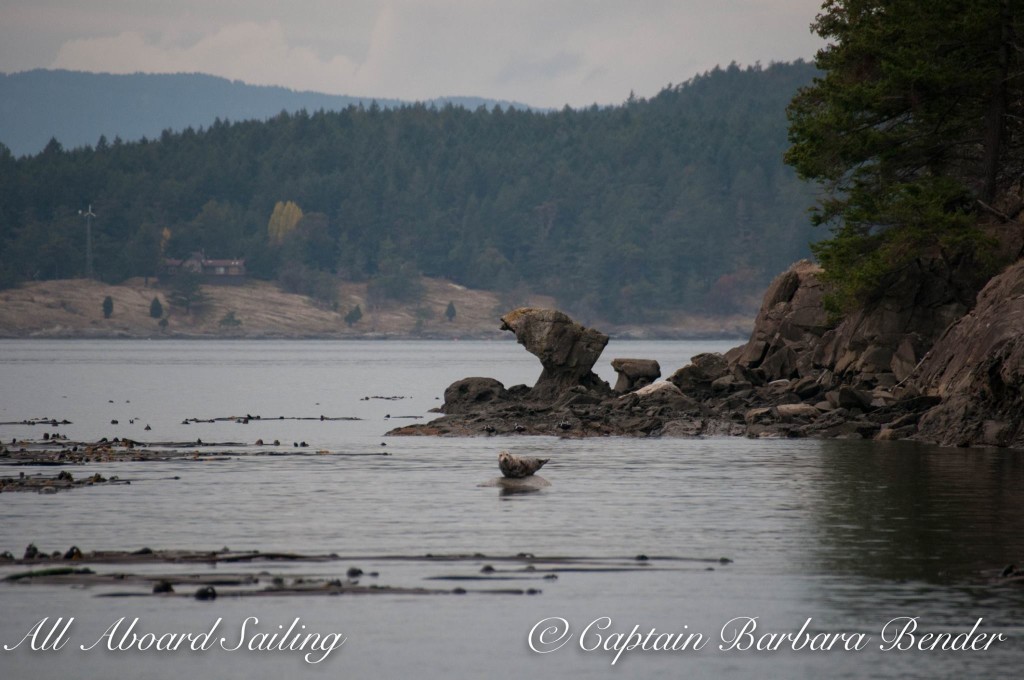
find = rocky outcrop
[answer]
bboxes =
[390,307,721,438]
[611,358,660,393]
[499,308,611,399]
[392,256,1024,450]
[913,260,1024,447]
[728,260,829,382]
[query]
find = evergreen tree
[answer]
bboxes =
[786,0,1021,308]
[445,301,456,322]
[102,295,113,319]
[344,304,363,327]
[149,296,163,318]
[166,272,208,315]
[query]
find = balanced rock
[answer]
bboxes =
[611,358,661,393]
[500,308,610,399]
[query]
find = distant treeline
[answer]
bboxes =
[0,61,819,322]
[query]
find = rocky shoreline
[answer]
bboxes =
[390,259,1024,450]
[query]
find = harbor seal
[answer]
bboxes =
[498,450,548,478]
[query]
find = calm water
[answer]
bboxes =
[1,339,1022,679]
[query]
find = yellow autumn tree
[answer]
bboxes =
[267,201,303,244]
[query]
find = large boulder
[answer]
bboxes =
[500,308,611,399]
[913,260,1024,447]
[611,358,661,393]
[442,377,509,414]
[728,260,829,381]
[668,352,730,398]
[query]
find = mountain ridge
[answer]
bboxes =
[0,69,537,157]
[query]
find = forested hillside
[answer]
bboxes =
[0,61,819,323]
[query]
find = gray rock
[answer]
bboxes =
[442,377,509,414]
[669,352,730,397]
[500,308,610,399]
[610,358,661,393]
[914,260,1024,448]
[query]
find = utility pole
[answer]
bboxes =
[79,204,96,279]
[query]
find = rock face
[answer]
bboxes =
[913,260,1024,447]
[611,358,661,393]
[728,259,829,382]
[499,308,611,399]
[812,257,977,386]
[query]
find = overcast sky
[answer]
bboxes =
[0,1,825,108]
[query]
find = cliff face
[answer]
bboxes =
[721,255,1024,448]
[913,260,1024,447]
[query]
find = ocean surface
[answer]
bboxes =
[1,339,1022,679]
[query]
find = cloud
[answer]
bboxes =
[36,1,825,108]
[51,21,362,94]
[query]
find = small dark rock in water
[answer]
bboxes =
[133,547,153,555]
[452,587,467,595]
[526,588,542,595]
[24,543,39,559]
[636,554,649,561]
[63,546,82,560]
[480,565,495,573]
[1003,564,1018,578]
[144,425,151,431]
[194,586,217,601]
[346,567,364,578]
[57,470,74,482]
[300,441,308,447]
[153,581,174,594]
[111,420,118,425]
[255,439,264,445]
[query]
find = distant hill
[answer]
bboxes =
[0,61,820,324]
[0,69,535,157]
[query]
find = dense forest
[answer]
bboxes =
[0,61,819,323]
